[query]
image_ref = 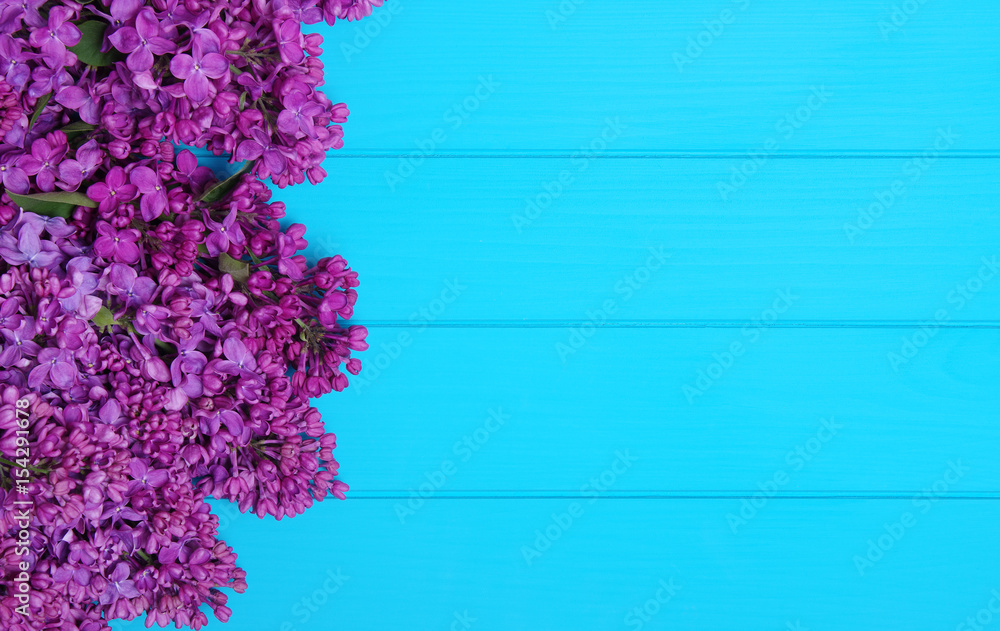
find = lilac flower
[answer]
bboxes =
[26,6,80,67]
[107,263,156,308]
[204,207,244,256]
[168,32,228,103]
[133,303,168,335]
[235,127,288,175]
[0,149,29,192]
[0,35,30,88]
[0,319,40,364]
[109,8,176,73]
[57,140,104,191]
[59,257,102,318]
[0,223,61,267]
[0,297,22,330]
[28,347,78,388]
[130,166,167,221]
[17,134,68,192]
[0,0,381,624]
[216,337,261,382]
[98,564,140,605]
[105,0,144,30]
[278,91,325,137]
[127,460,168,494]
[274,19,305,64]
[94,222,142,264]
[275,0,324,24]
[88,167,138,213]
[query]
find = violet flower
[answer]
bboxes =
[109,8,176,73]
[94,222,142,264]
[28,347,78,388]
[130,166,167,221]
[107,263,156,309]
[26,6,80,67]
[168,32,228,103]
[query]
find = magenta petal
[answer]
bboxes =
[126,46,154,73]
[199,52,229,78]
[109,27,140,53]
[263,149,287,175]
[129,166,157,191]
[169,53,195,80]
[234,140,263,162]
[184,72,210,102]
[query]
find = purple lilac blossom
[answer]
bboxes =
[0,0,385,626]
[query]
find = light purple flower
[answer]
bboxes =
[204,207,244,256]
[107,263,156,308]
[28,347,78,388]
[94,222,141,264]
[109,8,176,73]
[235,127,287,175]
[216,337,260,382]
[0,224,62,267]
[98,563,140,605]
[27,6,80,67]
[130,166,167,221]
[168,32,228,102]
[88,166,138,213]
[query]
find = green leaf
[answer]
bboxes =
[69,22,123,67]
[61,121,96,133]
[91,306,116,329]
[6,191,97,218]
[218,252,250,284]
[28,93,50,131]
[200,162,253,203]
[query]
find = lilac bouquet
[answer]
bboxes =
[0,0,379,628]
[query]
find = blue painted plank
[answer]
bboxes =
[112,498,1000,631]
[310,0,1000,151]
[322,327,1000,493]
[276,157,1000,322]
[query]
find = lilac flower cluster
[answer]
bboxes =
[0,0,380,188]
[0,0,377,628]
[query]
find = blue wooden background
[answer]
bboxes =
[122,1,1000,629]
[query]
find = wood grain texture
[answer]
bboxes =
[176,499,1000,631]
[276,157,1000,322]
[326,327,1000,493]
[313,0,1000,152]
